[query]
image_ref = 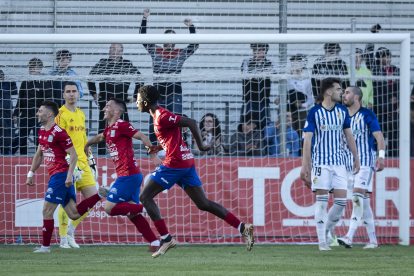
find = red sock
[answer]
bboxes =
[224,212,242,229]
[110,202,143,216]
[42,219,54,247]
[153,219,169,236]
[76,193,101,216]
[130,214,157,243]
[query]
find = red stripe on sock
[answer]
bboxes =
[224,212,241,229]
[153,219,169,236]
[110,202,143,216]
[76,194,101,216]
[130,214,157,243]
[42,219,54,247]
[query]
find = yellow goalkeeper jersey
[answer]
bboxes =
[55,105,88,163]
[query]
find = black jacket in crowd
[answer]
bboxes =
[13,80,53,119]
[88,57,143,102]
[311,57,350,96]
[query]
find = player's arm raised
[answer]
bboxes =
[373,131,385,172]
[343,128,360,175]
[300,132,313,188]
[26,145,44,186]
[64,146,78,188]
[177,116,210,151]
[84,133,106,156]
[133,132,162,167]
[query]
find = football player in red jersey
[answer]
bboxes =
[136,85,255,258]
[85,98,162,252]
[27,100,106,253]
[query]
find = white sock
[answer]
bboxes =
[347,192,364,241]
[142,207,147,213]
[362,196,377,244]
[315,195,328,244]
[60,236,67,244]
[237,222,242,232]
[68,224,76,235]
[160,234,170,240]
[42,246,50,249]
[151,240,160,246]
[326,198,346,233]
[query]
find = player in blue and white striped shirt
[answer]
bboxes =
[301,78,360,251]
[337,86,385,249]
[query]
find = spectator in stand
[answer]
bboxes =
[140,9,199,146]
[193,113,223,156]
[265,112,299,157]
[315,94,324,105]
[311,43,349,96]
[48,50,83,108]
[88,44,143,155]
[230,113,263,157]
[0,70,18,155]
[347,48,374,109]
[13,58,53,155]
[364,24,400,157]
[411,102,414,157]
[241,43,278,135]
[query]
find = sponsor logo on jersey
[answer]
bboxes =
[110,187,117,194]
[352,129,362,135]
[70,119,74,122]
[180,145,189,152]
[320,125,342,131]
[111,130,116,137]
[182,153,194,160]
[47,188,53,194]
[47,135,53,142]
[169,116,177,123]
[161,177,169,184]
[66,138,72,145]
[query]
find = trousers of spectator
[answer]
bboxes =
[13,117,39,155]
[149,93,183,145]
[0,102,13,155]
[291,110,307,156]
[240,101,270,132]
[97,92,130,155]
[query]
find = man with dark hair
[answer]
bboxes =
[230,113,264,157]
[48,50,83,108]
[136,85,255,258]
[311,43,350,96]
[13,58,53,155]
[301,77,360,251]
[140,9,199,146]
[0,70,18,155]
[364,24,400,157]
[88,44,143,155]
[241,43,278,134]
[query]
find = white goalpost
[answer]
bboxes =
[0,33,410,245]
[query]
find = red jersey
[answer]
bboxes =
[103,119,141,177]
[153,106,195,169]
[38,124,73,177]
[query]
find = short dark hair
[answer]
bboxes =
[110,97,127,116]
[138,85,160,104]
[376,47,391,59]
[349,86,363,101]
[28,58,43,68]
[320,77,342,96]
[290,54,306,62]
[315,94,324,104]
[63,81,78,92]
[56,50,72,60]
[250,44,269,52]
[164,29,176,34]
[324,43,341,54]
[41,100,59,116]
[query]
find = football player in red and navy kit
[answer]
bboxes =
[27,100,106,253]
[136,85,255,258]
[84,98,162,252]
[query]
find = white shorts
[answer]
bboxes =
[346,166,374,193]
[311,165,348,192]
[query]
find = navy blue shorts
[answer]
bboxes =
[150,165,202,190]
[107,173,143,204]
[45,171,76,208]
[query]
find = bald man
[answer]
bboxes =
[88,44,144,155]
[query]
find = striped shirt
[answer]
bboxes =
[304,103,351,166]
[344,107,380,171]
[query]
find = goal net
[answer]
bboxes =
[0,32,410,246]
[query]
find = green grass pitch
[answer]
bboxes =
[1,244,414,275]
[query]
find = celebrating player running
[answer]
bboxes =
[84,98,162,252]
[336,86,385,249]
[27,100,106,253]
[136,85,255,258]
[301,78,360,251]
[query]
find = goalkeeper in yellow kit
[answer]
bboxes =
[55,81,104,248]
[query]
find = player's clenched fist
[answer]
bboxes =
[65,176,74,188]
[300,166,311,189]
[143,9,150,19]
[26,177,34,186]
